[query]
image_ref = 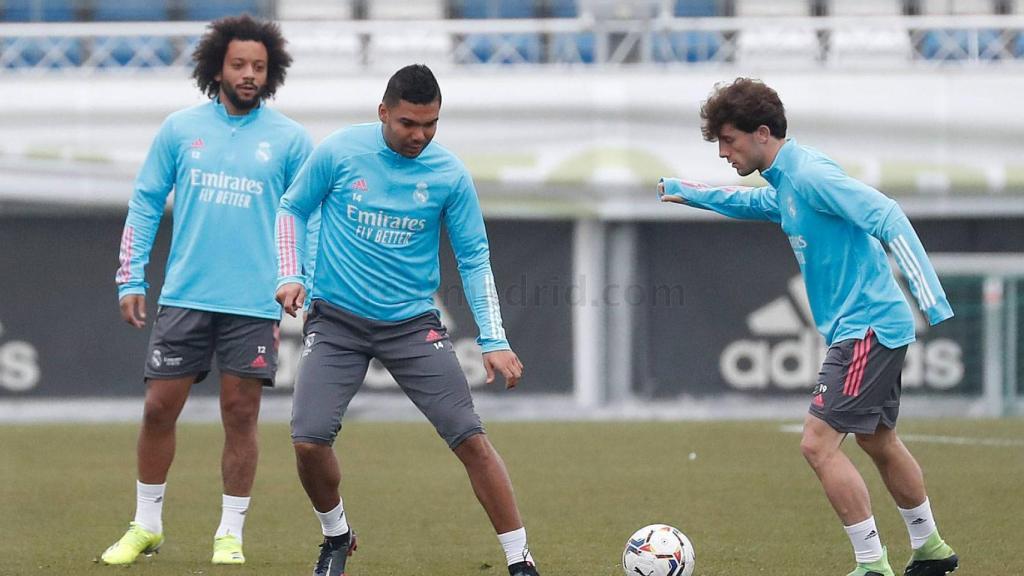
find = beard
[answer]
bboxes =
[221,82,263,112]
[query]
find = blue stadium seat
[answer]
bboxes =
[2,37,82,68]
[546,0,591,62]
[553,32,594,63]
[674,0,720,17]
[464,33,542,63]
[93,36,175,67]
[653,30,723,62]
[3,0,76,21]
[548,0,578,18]
[183,0,264,20]
[459,0,539,63]
[92,0,167,21]
[918,28,1006,60]
[460,0,536,18]
[978,29,1011,60]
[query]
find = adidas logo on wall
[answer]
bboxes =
[0,319,41,392]
[719,276,964,391]
[720,277,826,390]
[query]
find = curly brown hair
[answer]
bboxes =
[700,78,787,142]
[191,14,292,100]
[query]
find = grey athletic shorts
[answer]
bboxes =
[809,328,907,434]
[144,305,279,385]
[291,299,484,449]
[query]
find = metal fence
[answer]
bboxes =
[2,14,1024,73]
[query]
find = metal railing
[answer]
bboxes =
[1,14,1023,73]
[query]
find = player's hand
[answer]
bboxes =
[658,181,685,204]
[276,282,306,318]
[119,294,147,329]
[483,349,524,389]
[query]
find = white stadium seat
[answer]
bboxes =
[829,0,903,16]
[737,27,820,65]
[367,0,445,19]
[734,0,811,16]
[830,26,914,65]
[276,0,354,20]
[920,0,996,13]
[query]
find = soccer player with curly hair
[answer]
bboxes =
[102,14,311,566]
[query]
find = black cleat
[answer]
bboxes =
[312,531,357,576]
[508,560,540,576]
[904,554,959,576]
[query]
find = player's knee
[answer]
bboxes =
[452,430,491,460]
[799,434,830,468]
[293,439,333,466]
[142,396,180,431]
[221,396,260,431]
[293,440,320,458]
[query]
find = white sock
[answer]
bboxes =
[134,481,166,535]
[497,527,535,567]
[844,516,884,564]
[315,501,349,537]
[899,498,938,549]
[215,494,251,542]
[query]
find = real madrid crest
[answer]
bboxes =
[256,141,272,163]
[413,181,429,204]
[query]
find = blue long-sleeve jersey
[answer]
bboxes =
[277,123,509,352]
[116,100,312,319]
[661,139,953,348]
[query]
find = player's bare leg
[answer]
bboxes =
[454,433,537,575]
[454,433,523,533]
[294,442,356,576]
[801,414,894,575]
[219,374,262,497]
[800,413,873,524]
[210,374,262,564]
[138,376,194,483]
[855,424,925,508]
[857,425,958,576]
[101,377,192,565]
[294,442,343,511]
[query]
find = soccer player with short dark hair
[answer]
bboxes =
[103,14,312,566]
[659,78,958,576]
[275,64,540,576]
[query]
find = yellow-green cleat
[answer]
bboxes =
[905,531,958,576]
[212,534,245,565]
[847,546,895,576]
[100,522,164,565]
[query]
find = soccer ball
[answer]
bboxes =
[622,524,696,576]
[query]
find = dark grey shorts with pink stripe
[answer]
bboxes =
[808,328,908,434]
[290,299,484,449]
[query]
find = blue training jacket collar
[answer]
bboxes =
[760,138,797,189]
[211,97,263,127]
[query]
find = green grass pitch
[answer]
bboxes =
[2,419,1021,575]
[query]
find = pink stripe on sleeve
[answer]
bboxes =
[116,226,134,283]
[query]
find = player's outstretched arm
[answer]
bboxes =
[119,294,147,328]
[483,349,524,389]
[275,282,307,318]
[658,177,780,222]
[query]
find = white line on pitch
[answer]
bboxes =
[778,424,1024,447]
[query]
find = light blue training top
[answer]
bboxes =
[661,139,953,347]
[277,123,509,352]
[116,99,313,319]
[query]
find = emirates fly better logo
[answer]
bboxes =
[720,276,964,391]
